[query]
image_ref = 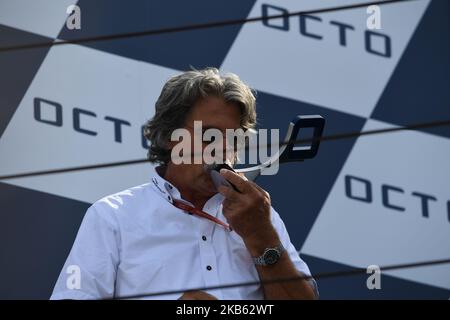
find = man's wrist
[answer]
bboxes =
[243,225,280,257]
[253,243,285,266]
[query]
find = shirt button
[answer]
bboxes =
[206,265,212,271]
[202,236,207,241]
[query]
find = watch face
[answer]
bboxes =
[263,249,280,265]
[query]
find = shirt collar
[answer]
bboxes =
[148,165,224,208]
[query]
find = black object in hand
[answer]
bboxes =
[207,163,241,193]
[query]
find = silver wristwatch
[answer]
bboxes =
[253,243,285,266]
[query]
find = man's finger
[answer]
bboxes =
[250,181,270,198]
[222,199,236,212]
[218,185,240,201]
[219,169,249,193]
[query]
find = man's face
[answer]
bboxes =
[169,95,242,197]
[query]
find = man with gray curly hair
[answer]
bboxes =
[50,68,317,300]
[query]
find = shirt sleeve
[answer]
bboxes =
[50,204,120,300]
[270,207,319,298]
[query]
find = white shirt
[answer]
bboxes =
[50,167,315,300]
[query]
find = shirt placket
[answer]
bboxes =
[157,175,225,299]
[194,200,224,300]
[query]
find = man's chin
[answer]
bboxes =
[202,177,219,195]
[205,183,219,195]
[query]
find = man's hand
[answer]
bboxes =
[218,169,317,300]
[217,169,280,255]
[179,290,218,300]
